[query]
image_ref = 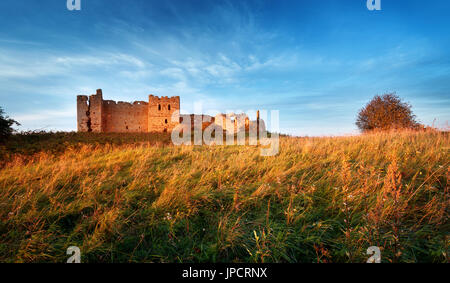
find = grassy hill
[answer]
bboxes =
[0,130,448,262]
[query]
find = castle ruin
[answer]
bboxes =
[77,89,264,133]
[77,89,179,133]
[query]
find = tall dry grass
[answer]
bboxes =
[0,129,448,262]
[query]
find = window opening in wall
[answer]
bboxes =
[168,104,171,110]
[158,104,161,111]
[165,119,168,124]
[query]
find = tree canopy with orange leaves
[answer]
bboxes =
[356,94,418,132]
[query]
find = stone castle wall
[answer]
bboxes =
[77,89,180,133]
[103,100,148,133]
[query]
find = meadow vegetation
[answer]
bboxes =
[0,130,448,262]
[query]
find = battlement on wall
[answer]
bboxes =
[148,95,180,102]
[103,100,148,106]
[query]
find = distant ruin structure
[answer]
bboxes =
[77,89,264,133]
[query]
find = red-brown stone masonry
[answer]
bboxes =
[89,89,104,133]
[103,101,148,133]
[148,95,180,133]
[76,89,180,133]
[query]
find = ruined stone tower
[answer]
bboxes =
[77,89,180,133]
[148,95,180,133]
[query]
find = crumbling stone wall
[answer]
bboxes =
[213,113,264,134]
[214,113,249,133]
[76,95,90,132]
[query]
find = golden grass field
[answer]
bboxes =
[0,130,448,262]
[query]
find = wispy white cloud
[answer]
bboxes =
[0,49,147,79]
[55,53,146,68]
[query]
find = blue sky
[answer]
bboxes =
[0,0,449,136]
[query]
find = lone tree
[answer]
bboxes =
[0,107,20,141]
[356,93,418,132]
